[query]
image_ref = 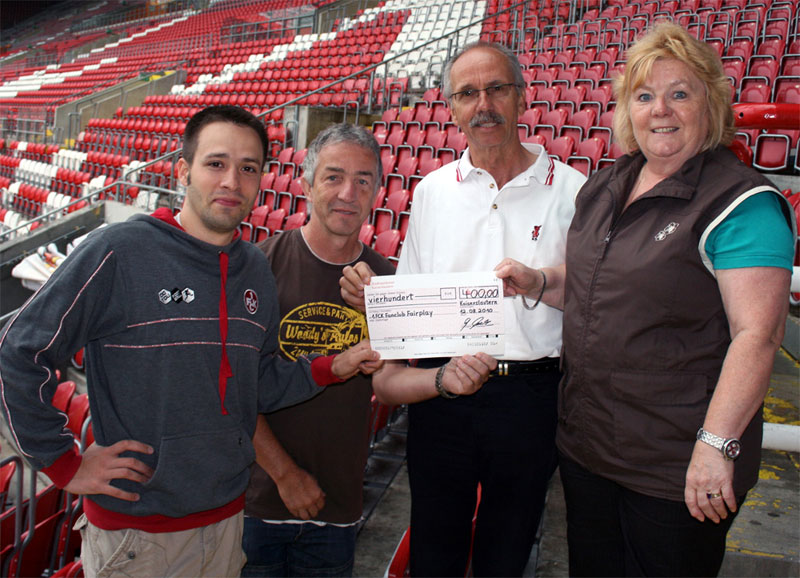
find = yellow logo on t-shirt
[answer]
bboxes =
[279,301,368,361]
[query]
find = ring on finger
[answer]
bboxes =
[706,492,722,499]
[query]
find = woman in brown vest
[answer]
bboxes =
[496,22,795,576]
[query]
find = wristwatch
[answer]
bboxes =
[696,428,741,461]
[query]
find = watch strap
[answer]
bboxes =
[697,428,740,460]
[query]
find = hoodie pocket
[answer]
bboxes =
[611,370,710,465]
[145,426,255,517]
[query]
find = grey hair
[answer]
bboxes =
[301,123,383,191]
[442,42,526,99]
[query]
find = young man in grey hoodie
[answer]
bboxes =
[0,106,380,577]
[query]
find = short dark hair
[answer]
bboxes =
[302,123,382,192]
[182,105,269,167]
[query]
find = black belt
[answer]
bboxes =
[490,358,560,377]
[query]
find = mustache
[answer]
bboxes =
[469,111,506,127]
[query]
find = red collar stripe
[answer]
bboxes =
[545,156,555,186]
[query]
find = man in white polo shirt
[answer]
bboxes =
[341,42,586,577]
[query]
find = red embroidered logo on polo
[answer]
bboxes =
[531,225,543,241]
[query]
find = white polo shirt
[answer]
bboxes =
[397,143,587,360]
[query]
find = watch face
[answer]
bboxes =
[724,439,741,460]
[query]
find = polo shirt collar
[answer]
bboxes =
[456,143,555,186]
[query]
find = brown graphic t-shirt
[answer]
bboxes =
[245,228,394,524]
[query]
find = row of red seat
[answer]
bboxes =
[0,380,89,577]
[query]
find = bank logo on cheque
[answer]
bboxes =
[279,301,368,361]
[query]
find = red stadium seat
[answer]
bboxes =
[52,381,77,413]
[548,135,576,162]
[265,208,287,237]
[67,393,90,440]
[381,150,398,176]
[597,141,626,171]
[739,82,771,103]
[373,189,410,234]
[373,229,401,262]
[774,77,800,103]
[518,108,542,138]
[534,109,570,147]
[409,157,442,192]
[283,211,307,231]
[359,222,375,245]
[561,109,596,144]
[752,133,790,171]
[567,137,607,176]
[0,461,16,511]
[386,157,419,192]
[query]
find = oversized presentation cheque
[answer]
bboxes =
[363,271,505,359]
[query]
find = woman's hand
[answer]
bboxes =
[494,258,543,297]
[684,441,736,523]
[494,260,567,310]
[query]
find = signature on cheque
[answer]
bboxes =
[461,316,495,331]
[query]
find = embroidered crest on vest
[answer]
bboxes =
[654,222,679,241]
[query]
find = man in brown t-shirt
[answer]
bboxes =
[242,124,394,577]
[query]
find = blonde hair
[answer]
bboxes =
[613,21,735,154]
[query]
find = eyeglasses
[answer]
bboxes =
[450,83,522,104]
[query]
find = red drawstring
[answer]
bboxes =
[218,252,233,415]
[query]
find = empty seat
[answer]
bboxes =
[518,108,543,138]
[373,229,401,262]
[265,208,287,236]
[386,157,419,192]
[534,109,570,147]
[774,77,800,103]
[597,141,626,171]
[548,135,576,162]
[283,211,307,230]
[359,222,376,245]
[373,189,411,234]
[567,138,607,176]
[739,82,770,103]
[752,133,791,171]
[52,381,77,413]
[67,393,90,442]
[561,109,597,143]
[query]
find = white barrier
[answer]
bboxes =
[763,422,800,453]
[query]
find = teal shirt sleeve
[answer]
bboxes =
[705,192,795,271]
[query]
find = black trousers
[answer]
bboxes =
[559,455,743,577]
[406,368,559,577]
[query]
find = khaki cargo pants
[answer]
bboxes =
[76,511,245,577]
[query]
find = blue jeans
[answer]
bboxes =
[241,517,356,577]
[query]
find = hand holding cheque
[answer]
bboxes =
[343,261,557,360]
[341,263,497,400]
